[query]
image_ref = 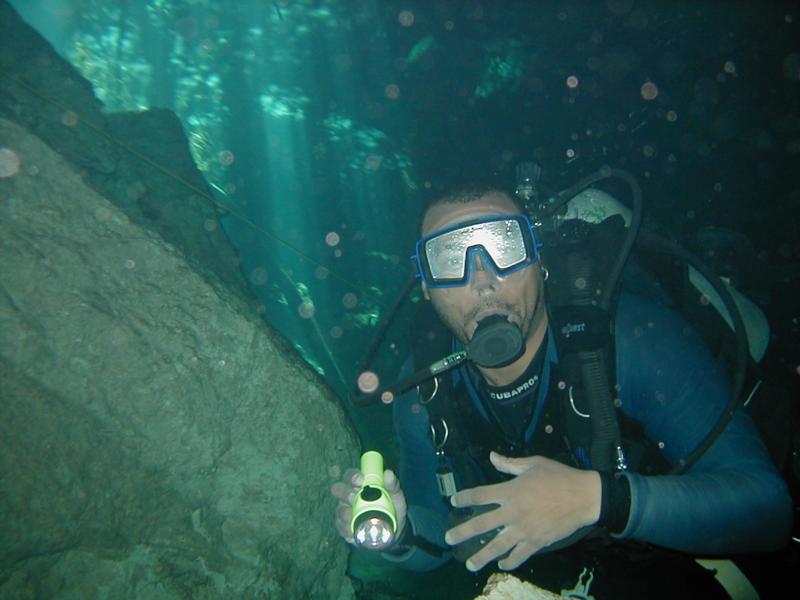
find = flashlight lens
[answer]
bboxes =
[354,516,394,549]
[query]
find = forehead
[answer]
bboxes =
[422,193,519,236]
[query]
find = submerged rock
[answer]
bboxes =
[475,573,563,600]
[0,117,358,599]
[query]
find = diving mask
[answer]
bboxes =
[413,214,542,288]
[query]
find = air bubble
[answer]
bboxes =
[357,371,380,393]
[62,110,79,127]
[298,301,316,319]
[0,148,21,178]
[342,293,358,309]
[218,150,235,166]
[566,75,579,89]
[640,81,658,101]
[325,231,341,246]
[398,10,414,27]
[385,84,400,100]
[250,267,268,286]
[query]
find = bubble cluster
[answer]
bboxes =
[357,371,379,393]
[0,148,21,178]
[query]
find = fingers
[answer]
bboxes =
[462,528,516,572]
[335,502,355,544]
[383,469,399,492]
[330,468,362,503]
[489,452,540,476]
[445,506,504,546]
[497,541,538,571]
[450,483,501,509]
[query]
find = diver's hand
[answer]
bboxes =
[444,453,601,572]
[331,467,407,546]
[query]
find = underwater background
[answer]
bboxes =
[2,1,799,598]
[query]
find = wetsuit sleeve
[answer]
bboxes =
[613,294,793,553]
[379,360,452,571]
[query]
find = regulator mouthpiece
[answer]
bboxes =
[351,451,397,550]
[468,314,526,368]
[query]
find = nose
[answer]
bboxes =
[468,249,498,290]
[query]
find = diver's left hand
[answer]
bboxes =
[444,452,601,572]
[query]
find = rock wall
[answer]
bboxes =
[0,116,357,597]
[0,0,248,298]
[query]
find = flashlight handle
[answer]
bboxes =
[360,451,384,486]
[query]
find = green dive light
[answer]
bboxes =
[350,451,397,550]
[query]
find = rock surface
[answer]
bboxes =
[0,116,359,598]
[475,574,564,600]
[0,0,248,298]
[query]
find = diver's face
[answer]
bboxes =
[421,193,544,346]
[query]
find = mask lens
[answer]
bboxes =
[424,218,529,283]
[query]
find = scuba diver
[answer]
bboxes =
[330,166,793,597]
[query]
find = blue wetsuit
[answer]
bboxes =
[382,294,793,572]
